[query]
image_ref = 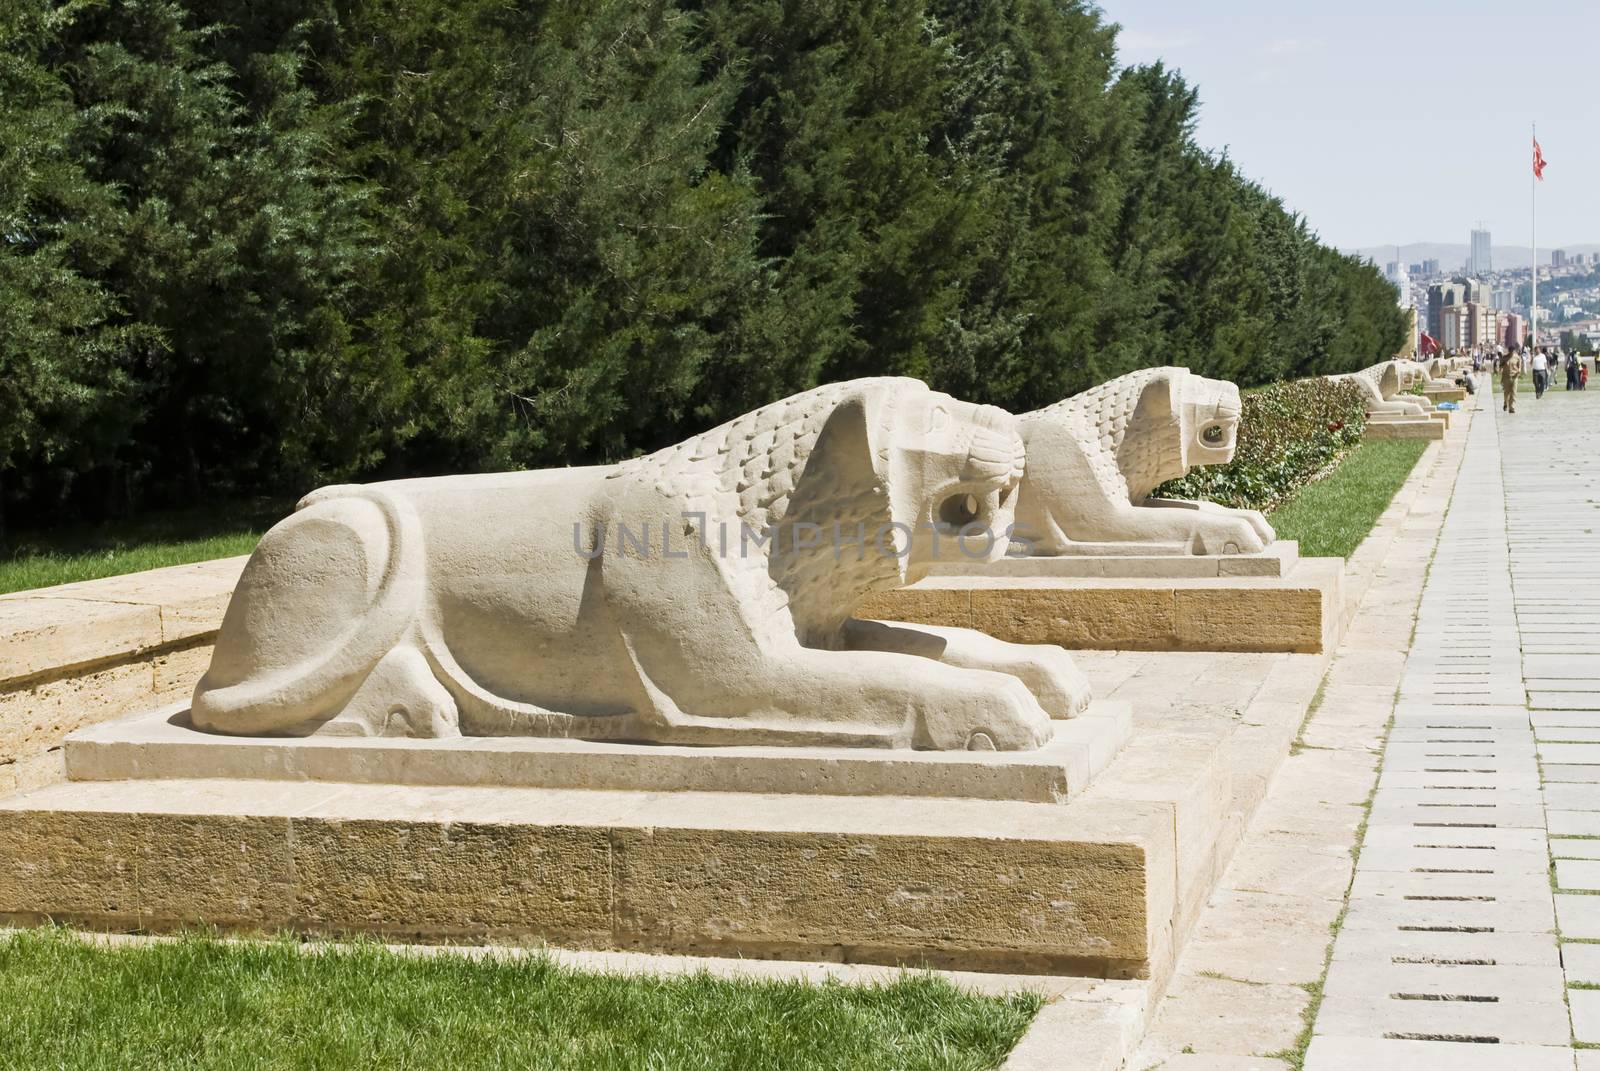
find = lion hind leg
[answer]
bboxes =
[317,644,459,739]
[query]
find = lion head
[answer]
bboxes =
[620,378,1025,644]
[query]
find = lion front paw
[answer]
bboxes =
[1191,514,1269,555]
[916,672,1052,751]
[982,643,1092,720]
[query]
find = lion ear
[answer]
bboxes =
[1131,369,1179,428]
[784,386,892,538]
[1129,369,1183,466]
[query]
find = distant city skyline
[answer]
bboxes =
[1095,0,1598,253]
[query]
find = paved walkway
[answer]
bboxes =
[1131,391,1471,1070]
[1304,385,1600,1068]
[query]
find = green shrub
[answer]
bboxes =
[1154,378,1367,513]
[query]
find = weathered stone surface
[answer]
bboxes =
[152,644,214,702]
[1173,560,1342,653]
[0,660,156,764]
[866,565,1342,653]
[0,805,297,928]
[0,597,163,686]
[970,583,1178,649]
[0,778,1175,974]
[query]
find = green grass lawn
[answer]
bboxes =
[0,499,289,595]
[0,929,1040,1071]
[1267,439,1428,558]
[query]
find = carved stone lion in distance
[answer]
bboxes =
[1330,360,1430,417]
[1008,367,1275,556]
[191,378,1091,751]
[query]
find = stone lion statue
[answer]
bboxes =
[1008,367,1275,556]
[192,378,1091,751]
[1330,360,1430,417]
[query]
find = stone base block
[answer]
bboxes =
[0,678,1240,983]
[1423,386,1467,404]
[0,715,1234,979]
[927,541,1300,580]
[863,557,1345,654]
[65,701,1132,805]
[1364,418,1444,441]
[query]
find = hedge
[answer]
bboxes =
[1154,378,1368,514]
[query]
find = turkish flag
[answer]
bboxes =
[1534,136,1548,180]
[1420,332,1440,355]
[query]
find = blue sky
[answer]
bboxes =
[1094,0,1598,252]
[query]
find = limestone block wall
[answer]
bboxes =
[0,558,245,796]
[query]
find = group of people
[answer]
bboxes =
[1495,345,1592,412]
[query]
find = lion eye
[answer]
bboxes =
[939,493,981,528]
[1202,424,1226,446]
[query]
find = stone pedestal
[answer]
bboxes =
[66,702,1133,804]
[0,697,1235,984]
[1364,417,1445,441]
[1423,385,1467,404]
[862,552,1344,654]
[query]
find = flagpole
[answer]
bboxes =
[1532,123,1538,352]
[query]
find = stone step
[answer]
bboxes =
[65,701,1133,805]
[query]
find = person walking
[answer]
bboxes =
[1532,348,1549,399]
[1570,351,1583,391]
[1502,347,1524,412]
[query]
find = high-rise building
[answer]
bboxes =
[1385,261,1410,306]
[1468,229,1493,275]
[1504,313,1528,348]
[1409,263,1423,275]
[1439,302,1499,352]
[1492,287,1515,312]
[1440,306,1471,351]
[1553,249,1569,267]
[1428,278,1484,341]
[1422,258,1441,276]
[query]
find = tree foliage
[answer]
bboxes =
[1,0,1407,528]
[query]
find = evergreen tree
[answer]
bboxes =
[1,0,1411,529]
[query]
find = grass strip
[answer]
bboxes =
[0,499,288,594]
[0,928,1039,1071]
[1268,439,1428,558]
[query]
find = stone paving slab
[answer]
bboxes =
[1560,941,1600,983]
[1329,925,1560,966]
[1544,765,1600,782]
[1311,993,1572,1045]
[1556,894,1600,938]
[1550,812,1600,836]
[1305,1034,1577,1070]
[1570,988,1600,1043]
[1543,785,1600,809]
[1321,958,1566,1000]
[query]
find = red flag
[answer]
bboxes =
[1534,136,1548,180]
[1420,332,1440,356]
